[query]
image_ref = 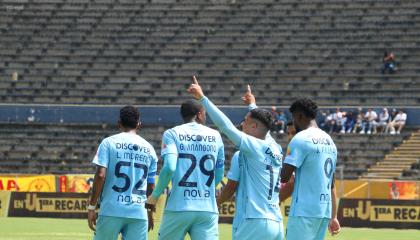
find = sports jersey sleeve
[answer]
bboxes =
[227,151,240,181]
[161,129,177,156]
[248,103,258,111]
[92,139,110,168]
[147,147,159,184]
[216,135,225,169]
[200,96,244,147]
[215,135,225,185]
[284,136,307,168]
[151,153,177,199]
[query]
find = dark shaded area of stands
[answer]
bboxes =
[0,0,420,106]
[0,123,416,179]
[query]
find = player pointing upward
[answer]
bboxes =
[146,99,225,240]
[188,77,284,240]
[217,84,286,239]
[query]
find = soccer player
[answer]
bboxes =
[87,106,158,240]
[188,77,284,240]
[279,121,296,202]
[281,98,341,240]
[146,99,225,240]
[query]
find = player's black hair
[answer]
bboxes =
[286,121,294,127]
[289,98,318,119]
[180,99,203,122]
[249,108,273,130]
[119,106,140,129]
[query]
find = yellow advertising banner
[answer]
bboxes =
[0,191,11,217]
[59,174,94,193]
[0,175,56,192]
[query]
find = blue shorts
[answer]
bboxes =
[158,211,218,240]
[286,216,329,240]
[94,215,147,240]
[233,218,284,240]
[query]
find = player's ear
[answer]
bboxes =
[117,120,122,130]
[136,122,141,131]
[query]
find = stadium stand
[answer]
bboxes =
[0,122,415,179]
[1,0,420,106]
[367,129,420,180]
[0,0,419,180]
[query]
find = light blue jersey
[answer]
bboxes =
[284,127,337,218]
[161,122,225,213]
[93,132,158,220]
[227,151,240,182]
[200,97,283,223]
[227,151,241,229]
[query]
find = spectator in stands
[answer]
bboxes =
[360,108,377,134]
[273,110,287,134]
[382,51,397,74]
[333,108,346,133]
[270,106,279,132]
[352,108,365,133]
[317,110,328,131]
[343,111,356,133]
[385,109,398,133]
[375,108,389,133]
[388,109,407,134]
[325,110,336,133]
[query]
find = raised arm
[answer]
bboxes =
[242,84,257,111]
[188,76,243,147]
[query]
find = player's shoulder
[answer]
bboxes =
[102,132,123,144]
[232,150,240,159]
[201,125,222,137]
[136,135,155,150]
[290,129,310,142]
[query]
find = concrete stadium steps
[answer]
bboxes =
[362,129,420,179]
[0,123,411,178]
[0,0,420,105]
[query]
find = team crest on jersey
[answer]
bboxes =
[287,147,291,156]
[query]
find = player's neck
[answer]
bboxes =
[122,129,138,134]
[186,119,200,124]
[302,120,318,131]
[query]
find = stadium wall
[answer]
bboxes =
[0,105,419,126]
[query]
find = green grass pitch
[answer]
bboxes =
[0,218,419,240]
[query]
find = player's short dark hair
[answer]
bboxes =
[119,106,140,129]
[180,100,203,122]
[289,98,318,119]
[287,121,294,127]
[249,108,273,130]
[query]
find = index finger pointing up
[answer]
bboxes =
[192,75,199,85]
[247,84,252,93]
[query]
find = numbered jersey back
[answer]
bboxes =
[93,132,158,220]
[161,122,224,213]
[284,127,337,218]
